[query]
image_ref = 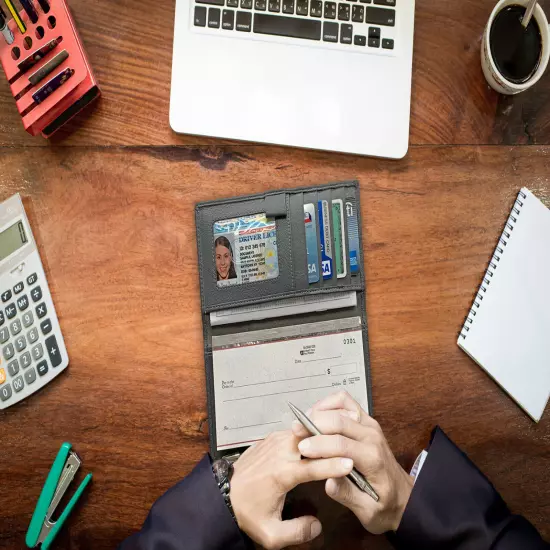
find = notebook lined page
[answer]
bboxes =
[458,188,550,422]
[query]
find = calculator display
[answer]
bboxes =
[0,221,28,262]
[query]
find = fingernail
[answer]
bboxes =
[326,478,338,496]
[310,521,322,538]
[341,458,353,470]
[298,439,310,452]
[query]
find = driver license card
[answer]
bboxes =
[214,213,279,287]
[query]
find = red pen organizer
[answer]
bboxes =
[0,0,100,137]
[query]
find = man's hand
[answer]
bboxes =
[230,430,354,549]
[292,392,414,534]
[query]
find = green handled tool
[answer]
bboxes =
[26,443,92,550]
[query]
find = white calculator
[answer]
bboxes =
[0,194,69,409]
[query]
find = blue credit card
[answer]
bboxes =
[304,204,320,283]
[318,200,333,280]
[345,197,360,274]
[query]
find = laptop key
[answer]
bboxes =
[268,0,281,11]
[374,0,395,5]
[365,6,395,25]
[236,10,252,30]
[227,0,239,6]
[338,3,350,20]
[254,13,321,39]
[340,23,352,43]
[324,2,336,19]
[196,0,225,5]
[282,0,294,13]
[323,21,338,42]
[241,0,252,8]
[223,9,235,28]
[368,26,380,38]
[255,0,267,9]
[310,0,322,16]
[368,36,380,47]
[382,37,394,49]
[194,6,207,26]
[351,4,363,21]
[296,0,308,15]
[208,7,221,27]
[354,34,366,45]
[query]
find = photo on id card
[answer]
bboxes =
[214,213,279,287]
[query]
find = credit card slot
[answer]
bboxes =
[330,187,354,287]
[302,191,323,290]
[317,188,337,289]
[289,192,309,291]
[196,194,295,312]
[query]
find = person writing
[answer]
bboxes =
[119,392,548,550]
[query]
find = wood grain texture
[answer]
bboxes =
[0,0,550,146]
[0,145,548,549]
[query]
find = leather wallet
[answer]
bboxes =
[196,181,372,458]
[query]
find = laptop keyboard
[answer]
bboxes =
[193,0,396,51]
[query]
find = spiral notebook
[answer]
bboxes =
[458,188,550,422]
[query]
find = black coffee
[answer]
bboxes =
[490,5,543,84]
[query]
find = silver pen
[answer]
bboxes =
[288,402,379,502]
[0,7,14,45]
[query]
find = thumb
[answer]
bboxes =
[269,516,322,548]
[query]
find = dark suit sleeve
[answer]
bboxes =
[391,427,548,550]
[119,454,249,550]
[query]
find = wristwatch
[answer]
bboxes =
[212,453,240,522]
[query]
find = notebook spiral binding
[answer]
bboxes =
[459,190,527,340]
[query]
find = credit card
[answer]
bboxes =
[304,204,320,284]
[332,199,347,279]
[345,197,360,274]
[317,200,333,280]
[214,213,279,287]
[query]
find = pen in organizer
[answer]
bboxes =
[288,402,380,502]
[17,37,62,73]
[3,0,26,33]
[19,0,38,24]
[15,50,69,100]
[0,5,14,44]
[37,0,49,13]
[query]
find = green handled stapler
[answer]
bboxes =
[26,443,92,549]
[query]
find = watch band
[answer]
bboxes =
[212,457,238,522]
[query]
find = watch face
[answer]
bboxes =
[213,459,230,482]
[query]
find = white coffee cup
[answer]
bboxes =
[481,0,550,94]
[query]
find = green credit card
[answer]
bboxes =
[332,199,347,279]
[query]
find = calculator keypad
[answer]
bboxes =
[0,271,65,408]
[36,303,47,319]
[31,286,42,302]
[24,368,36,384]
[17,295,29,310]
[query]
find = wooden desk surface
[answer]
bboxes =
[0,1,549,548]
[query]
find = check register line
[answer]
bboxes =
[234,372,326,389]
[223,384,337,403]
[302,355,342,363]
[225,421,282,431]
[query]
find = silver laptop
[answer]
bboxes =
[170,0,415,158]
